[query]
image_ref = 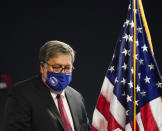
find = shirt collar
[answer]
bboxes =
[50,90,65,99]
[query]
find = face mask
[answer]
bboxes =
[45,71,72,91]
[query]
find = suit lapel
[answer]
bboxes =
[65,87,80,131]
[34,76,64,130]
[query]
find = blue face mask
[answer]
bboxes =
[45,71,72,91]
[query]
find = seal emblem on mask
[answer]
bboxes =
[49,77,58,86]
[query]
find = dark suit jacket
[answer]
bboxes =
[5,75,91,131]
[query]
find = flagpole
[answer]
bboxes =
[133,0,137,130]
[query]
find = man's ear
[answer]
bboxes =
[40,62,44,74]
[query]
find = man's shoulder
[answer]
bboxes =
[66,86,82,97]
[15,75,39,86]
[11,75,41,93]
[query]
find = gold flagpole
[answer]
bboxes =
[133,0,137,130]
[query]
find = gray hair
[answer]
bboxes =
[39,40,75,63]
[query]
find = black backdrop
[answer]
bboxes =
[0,0,162,130]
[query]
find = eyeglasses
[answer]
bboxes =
[45,63,74,73]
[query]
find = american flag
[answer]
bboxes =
[92,0,162,130]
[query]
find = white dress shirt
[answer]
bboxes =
[50,91,75,131]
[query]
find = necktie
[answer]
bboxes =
[57,94,73,131]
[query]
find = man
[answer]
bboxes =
[5,40,91,131]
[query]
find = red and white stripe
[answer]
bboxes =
[92,76,162,131]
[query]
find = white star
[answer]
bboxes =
[108,66,115,73]
[121,78,126,85]
[135,54,138,60]
[156,81,162,88]
[126,110,129,116]
[127,95,132,102]
[115,77,119,83]
[141,90,146,97]
[123,19,129,27]
[122,63,127,70]
[148,63,154,70]
[136,85,140,92]
[129,21,134,28]
[125,19,129,26]
[128,35,133,42]
[128,4,131,10]
[131,67,134,74]
[134,9,137,14]
[128,80,133,88]
[123,34,129,41]
[139,59,144,65]
[122,48,128,56]
[136,40,139,46]
[141,44,148,52]
[144,76,151,84]
[138,73,141,79]
[135,100,139,106]
[137,27,142,33]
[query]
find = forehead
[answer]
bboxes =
[47,54,72,65]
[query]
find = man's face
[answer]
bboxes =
[40,54,73,83]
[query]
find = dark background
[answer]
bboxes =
[0,0,162,130]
